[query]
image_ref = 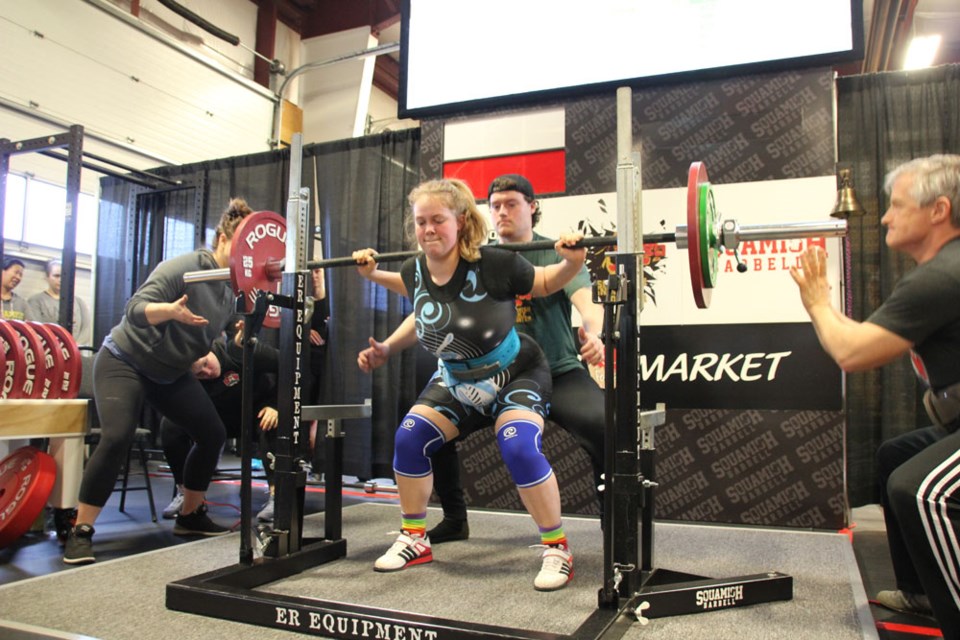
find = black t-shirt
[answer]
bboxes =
[400,247,535,361]
[868,237,960,390]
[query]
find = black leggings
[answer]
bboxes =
[81,349,227,507]
[432,366,605,520]
[160,417,277,486]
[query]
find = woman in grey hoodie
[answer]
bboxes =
[63,198,254,565]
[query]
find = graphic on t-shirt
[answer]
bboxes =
[910,350,930,386]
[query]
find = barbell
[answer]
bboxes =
[183,161,847,313]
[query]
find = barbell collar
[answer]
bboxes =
[721,219,847,251]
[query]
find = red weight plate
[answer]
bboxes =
[44,323,82,399]
[687,161,712,309]
[0,446,57,548]
[7,320,50,399]
[0,321,26,399]
[228,210,286,329]
[28,322,67,400]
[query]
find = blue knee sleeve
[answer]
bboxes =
[496,420,553,488]
[393,414,446,478]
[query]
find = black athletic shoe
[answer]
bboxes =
[173,504,231,537]
[53,507,78,542]
[63,523,96,565]
[426,517,469,544]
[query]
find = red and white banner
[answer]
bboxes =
[442,109,566,199]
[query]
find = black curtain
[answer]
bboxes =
[836,63,960,506]
[95,129,421,479]
[309,129,420,479]
[96,155,290,341]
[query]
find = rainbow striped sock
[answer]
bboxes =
[401,512,427,538]
[539,523,568,549]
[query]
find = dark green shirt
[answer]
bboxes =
[507,232,592,376]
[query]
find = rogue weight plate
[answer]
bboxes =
[44,323,82,399]
[0,321,26,399]
[28,322,67,399]
[0,447,57,548]
[229,210,286,329]
[6,320,49,399]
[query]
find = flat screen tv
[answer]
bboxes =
[399,0,863,119]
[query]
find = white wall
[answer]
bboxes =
[0,0,412,325]
[298,27,378,143]
[0,0,277,184]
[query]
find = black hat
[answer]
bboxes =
[2,258,24,271]
[488,174,535,202]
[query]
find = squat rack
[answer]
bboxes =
[166,91,793,638]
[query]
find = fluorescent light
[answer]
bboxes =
[903,34,942,70]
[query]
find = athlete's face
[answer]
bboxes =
[488,190,535,242]
[413,196,463,258]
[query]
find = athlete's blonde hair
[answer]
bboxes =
[407,179,488,261]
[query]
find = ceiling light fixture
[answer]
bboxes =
[903,34,942,70]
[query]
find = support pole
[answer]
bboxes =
[59,125,83,340]
[269,132,310,557]
[610,86,643,599]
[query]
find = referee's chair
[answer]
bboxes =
[79,348,158,522]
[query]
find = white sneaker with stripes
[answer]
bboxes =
[374,532,433,572]
[534,545,573,591]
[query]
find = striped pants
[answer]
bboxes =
[878,426,960,638]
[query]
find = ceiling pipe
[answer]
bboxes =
[82,0,275,100]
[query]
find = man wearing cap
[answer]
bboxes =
[358,174,606,542]
[1,258,30,321]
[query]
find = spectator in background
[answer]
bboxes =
[28,259,93,346]
[1,257,30,321]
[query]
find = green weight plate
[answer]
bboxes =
[699,183,719,289]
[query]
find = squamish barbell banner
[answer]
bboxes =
[422,67,846,529]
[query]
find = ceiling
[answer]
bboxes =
[261,0,960,100]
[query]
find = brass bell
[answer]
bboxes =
[830,168,865,219]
